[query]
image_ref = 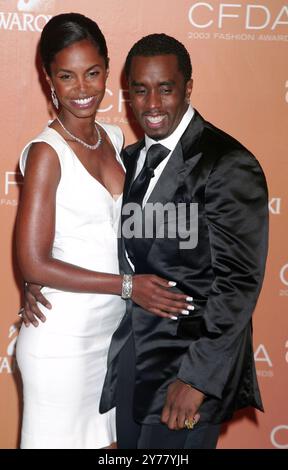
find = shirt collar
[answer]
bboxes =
[145,105,194,152]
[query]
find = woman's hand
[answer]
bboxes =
[20,275,195,327]
[20,283,51,327]
[132,275,194,319]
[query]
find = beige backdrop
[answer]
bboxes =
[0,0,287,449]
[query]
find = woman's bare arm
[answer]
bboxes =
[16,142,122,295]
[17,142,192,326]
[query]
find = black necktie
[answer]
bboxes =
[128,144,170,206]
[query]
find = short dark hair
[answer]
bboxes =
[40,13,109,76]
[124,33,192,83]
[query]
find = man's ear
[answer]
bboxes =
[185,79,193,102]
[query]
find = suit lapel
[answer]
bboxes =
[119,141,145,271]
[146,110,205,206]
[119,110,206,265]
[122,139,145,201]
[123,109,205,207]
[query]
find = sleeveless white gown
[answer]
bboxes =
[16,122,126,449]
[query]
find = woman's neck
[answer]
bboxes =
[58,112,97,139]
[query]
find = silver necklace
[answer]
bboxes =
[56,116,102,150]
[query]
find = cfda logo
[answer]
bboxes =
[0,324,19,374]
[254,343,273,378]
[279,264,288,296]
[271,425,288,449]
[188,3,288,30]
[17,0,54,12]
[268,198,281,215]
[0,171,21,207]
[280,264,288,287]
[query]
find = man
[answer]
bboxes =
[23,34,268,449]
[99,34,268,449]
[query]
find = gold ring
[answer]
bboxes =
[184,417,196,430]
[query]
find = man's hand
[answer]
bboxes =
[21,283,51,327]
[161,379,204,430]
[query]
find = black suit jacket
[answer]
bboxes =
[100,110,268,424]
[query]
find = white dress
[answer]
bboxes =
[16,122,126,449]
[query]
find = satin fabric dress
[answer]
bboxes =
[16,122,126,449]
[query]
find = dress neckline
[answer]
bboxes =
[47,122,124,204]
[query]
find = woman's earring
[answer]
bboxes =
[51,87,59,109]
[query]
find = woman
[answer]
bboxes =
[16,13,191,449]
